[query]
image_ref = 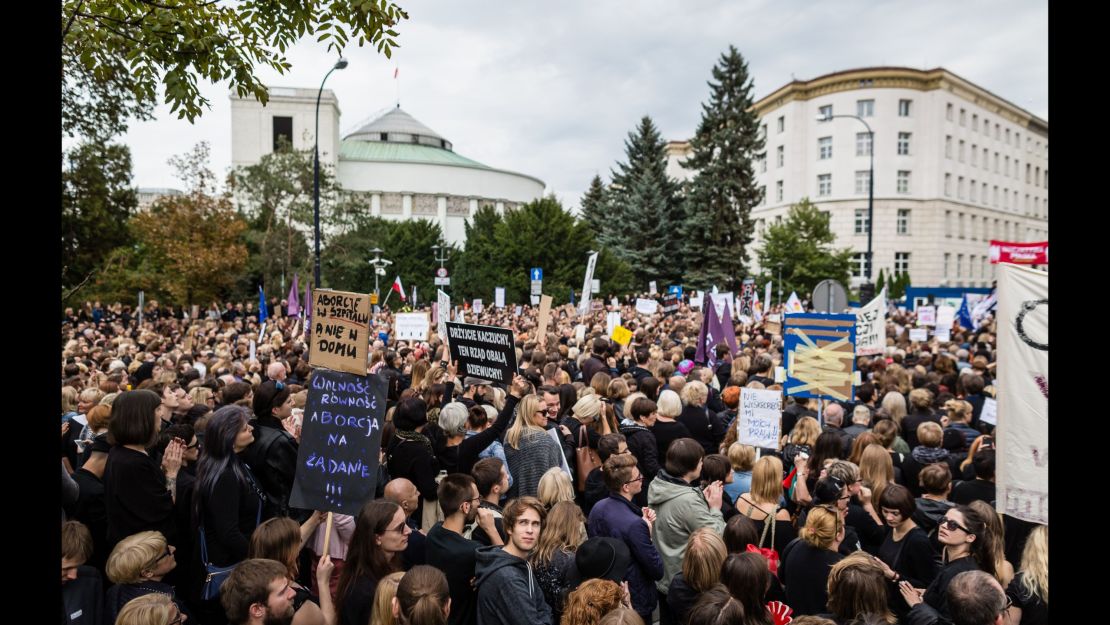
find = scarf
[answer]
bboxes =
[912,445,950,464]
[395,429,434,454]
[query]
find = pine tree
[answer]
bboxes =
[608,116,684,284]
[680,45,765,290]
[875,268,886,294]
[579,174,609,239]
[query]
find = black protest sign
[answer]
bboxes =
[445,321,517,384]
[289,369,386,516]
[663,295,680,314]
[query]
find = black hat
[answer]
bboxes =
[569,537,632,585]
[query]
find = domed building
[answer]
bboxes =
[230,88,546,245]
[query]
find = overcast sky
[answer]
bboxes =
[107,0,1047,210]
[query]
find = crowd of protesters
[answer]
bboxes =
[61,291,1046,625]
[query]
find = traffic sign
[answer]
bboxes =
[530,267,543,281]
[436,267,448,278]
[531,280,543,295]
[592,279,600,292]
[434,277,451,286]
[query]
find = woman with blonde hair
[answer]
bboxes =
[859,444,896,508]
[115,593,183,625]
[847,432,882,467]
[783,416,820,467]
[736,455,797,555]
[1005,524,1047,625]
[392,565,451,625]
[370,571,405,625]
[104,530,187,623]
[532,501,587,619]
[678,380,719,455]
[505,393,565,498]
[248,515,335,625]
[538,467,577,509]
[562,579,629,625]
[781,505,846,615]
[666,528,728,623]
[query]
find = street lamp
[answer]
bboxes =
[368,247,392,299]
[431,243,450,269]
[816,112,874,286]
[314,57,349,287]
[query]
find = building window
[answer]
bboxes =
[1003,187,1010,209]
[818,174,832,197]
[897,171,911,194]
[982,182,988,204]
[856,132,872,156]
[958,140,965,162]
[994,218,1000,241]
[983,147,989,168]
[854,209,870,234]
[944,174,952,197]
[957,254,963,278]
[972,114,978,131]
[776,180,783,202]
[995,123,1000,139]
[1013,159,1019,179]
[819,104,833,119]
[818,136,832,160]
[897,209,910,235]
[945,136,953,159]
[777,145,784,168]
[1026,163,1032,183]
[981,257,987,280]
[851,252,867,278]
[969,180,977,203]
[1035,166,1041,187]
[380,132,389,141]
[855,170,871,195]
[897,132,911,155]
[895,252,910,275]
[945,210,953,237]
[1005,156,1010,176]
[272,116,293,151]
[777,116,785,133]
[958,212,965,239]
[994,152,1000,173]
[1005,128,1011,144]
[857,99,875,117]
[970,254,977,277]
[993,186,999,206]
[944,253,950,279]
[970,215,978,240]
[1044,170,1048,189]
[946,103,954,121]
[971,144,978,167]
[1015,132,1020,148]
[959,109,966,126]
[898,99,912,117]
[958,176,965,199]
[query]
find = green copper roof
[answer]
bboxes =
[339,140,491,169]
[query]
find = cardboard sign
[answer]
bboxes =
[783,313,857,402]
[514,305,523,316]
[437,290,450,342]
[855,289,887,356]
[575,324,587,344]
[738,388,782,449]
[537,295,553,347]
[289,370,386,516]
[980,397,998,426]
[909,328,929,342]
[712,292,735,320]
[917,306,936,326]
[765,320,782,335]
[611,325,633,346]
[395,312,430,341]
[310,289,371,375]
[495,287,506,309]
[445,322,518,384]
[738,279,756,317]
[636,298,659,315]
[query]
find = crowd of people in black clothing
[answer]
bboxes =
[60,294,1047,625]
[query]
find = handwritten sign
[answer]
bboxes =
[935,305,956,330]
[395,312,430,341]
[663,295,679,314]
[309,289,371,375]
[537,295,553,347]
[980,397,998,426]
[445,322,518,384]
[289,369,385,516]
[495,287,505,309]
[917,306,936,326]
[783,313,857,401]
[738,388,782,449]
[473,299,484,314]
[606,312,622,338]
[636,298,658,315]
[649,281,658,295]
[934,328,951,343]
[611,325,633,346]
[575,324,586,344]
[909,328,929,342]
[855,289,886,356]
[437,290,450,342]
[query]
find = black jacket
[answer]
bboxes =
[475,546,553,625]
[386,433,440,502]
[677,404,724,455]
[61,566,104,625]
[104,446,178,547]
[580,355,607,385]
[197,464,263,567]
[242,416,299,519]
[619,423,659,507]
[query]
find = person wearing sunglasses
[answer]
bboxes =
[103,530,191,624]
[336,500,411,625]
[114,592,188,625]
[899,504,997,620]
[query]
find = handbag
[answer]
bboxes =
[574,424,601,491]
[200,472,263,601]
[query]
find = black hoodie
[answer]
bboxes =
[474,545,553,625]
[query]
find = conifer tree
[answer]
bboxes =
[579,174,609,240]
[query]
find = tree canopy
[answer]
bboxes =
[756,198,853,299]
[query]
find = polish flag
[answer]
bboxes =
[392,276,407,301]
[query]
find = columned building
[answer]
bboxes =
[668,67,1048,287]
[231,88,546,246]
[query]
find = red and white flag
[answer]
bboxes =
[392,276,407,301]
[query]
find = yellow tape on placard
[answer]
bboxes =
[611,325,633,346]
[786,328,855,401]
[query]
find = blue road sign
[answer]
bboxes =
[531,267,543,281]
[667,285,683,297]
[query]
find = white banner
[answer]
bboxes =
[996,264,1048,525]
[935,305,956,329]
[574,324,586,344]
[606,311,621,338]
[395,312,430,341]
[738,388,782,449]
[635,298,658,315]
[764,282,773,311]
[917,305,936,326]
[578,252,599,316]
[908,328,928,342]
[437,290,450,342]
[855,288,886,356]
[494,287,505,309]
[933,328,951,343]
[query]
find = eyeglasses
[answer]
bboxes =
[186,440,201,450]
[940,518,972,533]
[625,475,644,486]
[384,522,411,534]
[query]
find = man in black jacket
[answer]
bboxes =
[579,338,609,385]
[243,380,302,520]
[62,520,104,625]
[628,349,654,383]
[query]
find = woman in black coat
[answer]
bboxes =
[386,398,440,523]
[619,397,660,507]
[874,484,940,619]
[193,405,265,623]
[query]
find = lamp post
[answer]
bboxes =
[816,112,874,286]
[313,57,349,287]
[431,243,450,270]
[368,247,392,299]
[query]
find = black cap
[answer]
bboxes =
[568,537,632,585]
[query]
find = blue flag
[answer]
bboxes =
[957,295,973,329]
[258,285,268,323]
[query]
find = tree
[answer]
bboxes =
[319,216,397,293]
[382,220,450,306]
[607,116,684,285]
[578,174,609,237]
[61,142,138,293]
[875,268,887,295]
[126,143,248,306]
[62,1,408,139]
[756,198,853,299]
[452,205,505,301]
[680,45,765,290]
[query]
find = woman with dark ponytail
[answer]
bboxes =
[392,565,451,625]
[899,503,994,619]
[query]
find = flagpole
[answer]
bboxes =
[382,289,393,307]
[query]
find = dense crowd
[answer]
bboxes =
[60,293,1047,625]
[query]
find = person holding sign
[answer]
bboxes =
[243,381,301,520]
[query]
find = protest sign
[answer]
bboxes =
[988,240,1048,265]
[437,290,450,342]
[662,295,679,314]
[606,312,621,338]
[445,322,518,384]
[690,292,703,309]
[917,306,936,326]
[394,312,430,341]
[765,314,782,336]
[738,279,755,317]
[785,292,804,313]
[249,340,257,362]
[935,305,956,329]
[933,328,951,343]
[575,324,586,344]
[495,287,505,308]
[764,282,772,312]
[855,289,886,356]
[514,305,523,316]
[980,397,998,426]
[738,388,782,449]
[711,292,735,320]
[909,328,929,342]
[309,289,371,375]
[635,298,659,315]
[783,313,856,402]
[611,325,633,346]
[473,299,484,314]
[649,280,658,295]
[610,298,618,308]
[578,251,599,316]
[537,295,553,347]
[289,370,386,516]
[996,263,1048,524]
